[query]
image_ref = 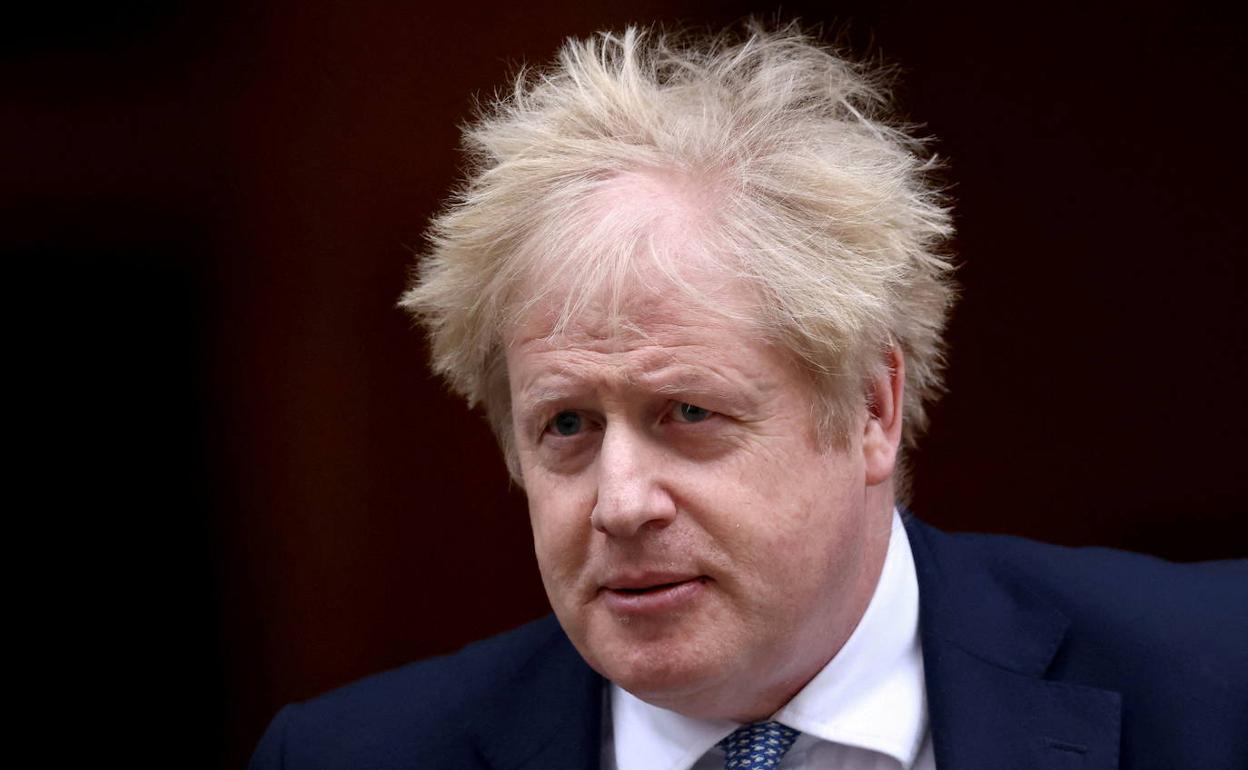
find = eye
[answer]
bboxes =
[547,410,584,437]
[672,402,713,423]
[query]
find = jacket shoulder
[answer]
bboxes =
[935,526,1246,657]
[910,520,1248,715]
[908,518,1248,767]
[250,615,568,769]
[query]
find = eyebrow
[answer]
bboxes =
[515,365,760,414]
[517,386,579,413]
[648,375,741,402]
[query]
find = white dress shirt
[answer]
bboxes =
[601,510,935,770]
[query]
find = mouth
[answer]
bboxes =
[599,576,709,614]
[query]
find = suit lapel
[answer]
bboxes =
[469,623,604,770]
[905,518,1122,770]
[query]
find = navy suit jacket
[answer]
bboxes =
[251,518,1247,769]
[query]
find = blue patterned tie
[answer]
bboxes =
[717,721,801,769]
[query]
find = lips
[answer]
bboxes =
[599,574,708,614]
[604,572,700,591]
[609,579,691,594]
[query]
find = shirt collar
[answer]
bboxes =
[610,509,927,770]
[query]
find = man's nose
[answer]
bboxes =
[590,422,677,538]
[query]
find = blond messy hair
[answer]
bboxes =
[400,21,956,483]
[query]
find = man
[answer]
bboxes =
[252,23,1246,769]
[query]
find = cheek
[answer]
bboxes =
[717,448,864,577]
[525,475,594,585]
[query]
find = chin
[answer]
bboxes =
[579,620,738,707]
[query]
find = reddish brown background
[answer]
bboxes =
[6,1,1244,767]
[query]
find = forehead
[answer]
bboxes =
[503,265,793,412]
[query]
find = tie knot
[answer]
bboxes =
[717,721,800,769]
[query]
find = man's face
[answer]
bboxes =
[505,271,893,721]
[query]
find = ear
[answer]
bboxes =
[863,344,905,487]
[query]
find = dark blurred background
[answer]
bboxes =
[5,1,1243,767]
